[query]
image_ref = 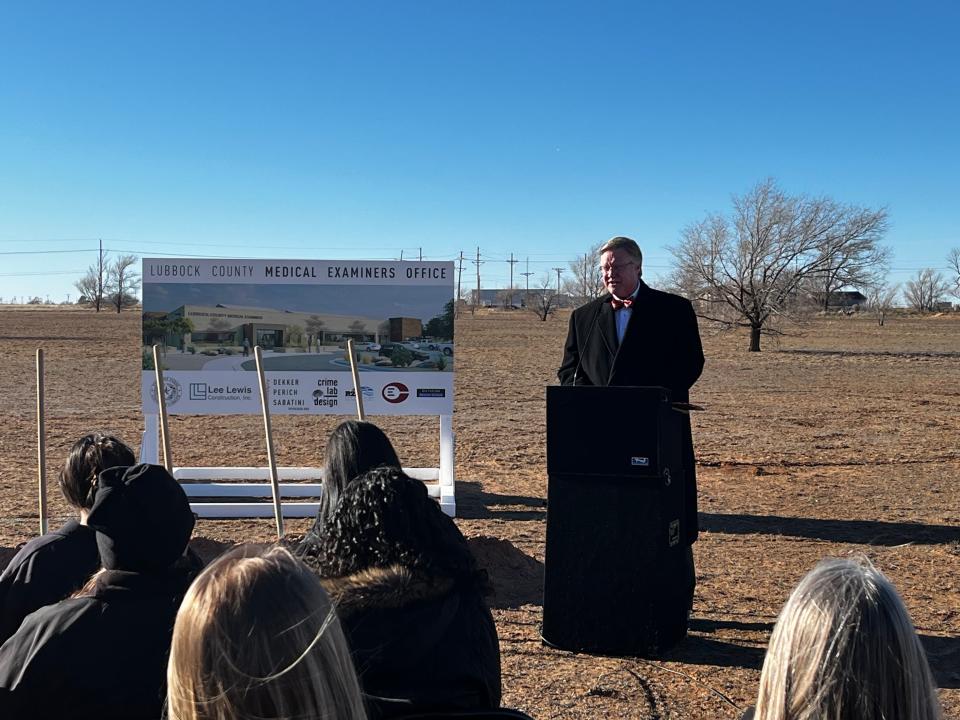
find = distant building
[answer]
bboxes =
[469,289,522,307]
[470,288,572,308]
[826,291,867,309]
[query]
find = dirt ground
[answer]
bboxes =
[1,306,958,719]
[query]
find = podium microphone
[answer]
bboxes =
[571,300,605,385]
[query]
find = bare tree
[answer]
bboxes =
[948,247,960,300]
[864,280,900,326]
[74,244,110,311]
[107,254,141,313]
[810,224,890,310]
[529,276,559,321]
[564,243,604,304]
[496,287,519,308]
[669,178,890,351]
[903,268,950,312]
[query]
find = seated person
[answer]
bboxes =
[743,556,943,720]
[0,432,135,643]
[167,545,368,720]
[299,420,402,550]
[0,463,201,720]
[300,466,501,719]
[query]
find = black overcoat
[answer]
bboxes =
[557,281,704,543]
[0,561,198,719]
[322,564,502,719]
[0,519,100,645]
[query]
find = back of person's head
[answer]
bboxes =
[167,545,367,720]
[309,466,486,592]
[754,556,942,720]
[319,420,401,521]
[86,463,195,572]
[59,433,135,510]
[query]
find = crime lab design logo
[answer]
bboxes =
[150,377,182,406]
[313,379,339,408]
[381,382,409,404]
[345,386,375,398]
[416,388,446,398]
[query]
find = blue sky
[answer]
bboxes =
[1,1,957,302]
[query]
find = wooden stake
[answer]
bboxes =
[346,339,366,421]
[36,349,48,536]
[254,346,284,539]
[152,345,174,473]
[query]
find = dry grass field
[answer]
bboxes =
[1,305,958,718]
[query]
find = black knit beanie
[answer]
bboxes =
[87,463,195,572]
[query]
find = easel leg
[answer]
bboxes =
[439,413,455,517]
[141,413,160,465]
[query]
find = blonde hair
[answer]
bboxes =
[167,545,367,720]
[755,556,942,720]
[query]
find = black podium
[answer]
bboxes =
[541,385,694,656]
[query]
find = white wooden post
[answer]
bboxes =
[254,346,284,539]
[36,349,48,535]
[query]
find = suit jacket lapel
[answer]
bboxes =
[597,297,619,380]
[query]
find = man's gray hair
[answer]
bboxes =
[599,236,643,266]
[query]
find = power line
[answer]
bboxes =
[0,249,94,256]
[0,270,85,277]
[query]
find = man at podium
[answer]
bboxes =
[557,236,704,544]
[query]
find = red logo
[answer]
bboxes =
[382,382,409,403]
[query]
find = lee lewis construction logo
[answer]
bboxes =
[150,377,182,406]
[416,388,446,398]
[381,382,410,403]
[189,382,253,401]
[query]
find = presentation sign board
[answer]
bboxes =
[141,258,455,416]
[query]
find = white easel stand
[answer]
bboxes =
[141,414,456,518]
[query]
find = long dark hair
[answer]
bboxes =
[303,466,487,594]
[319,420,401,522]
[59,433,136,510]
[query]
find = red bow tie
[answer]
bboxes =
[610,297,633,310]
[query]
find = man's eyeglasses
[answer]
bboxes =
[601,262,636,275]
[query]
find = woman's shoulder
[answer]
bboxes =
[323,564,458,613]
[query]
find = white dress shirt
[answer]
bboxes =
[613,283,640,343]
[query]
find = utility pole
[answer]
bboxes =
[553,267,563,308]
[506,253,519,306]
[419,247,423,262]
[472,247,483,314]
[456,251,464,317]
[97,238,105,313]
[521,257,534,308]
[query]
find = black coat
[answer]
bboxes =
[558,281,705,543]
[0,519,100,645]
[323,565,502,719]
[0,560,199,720]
